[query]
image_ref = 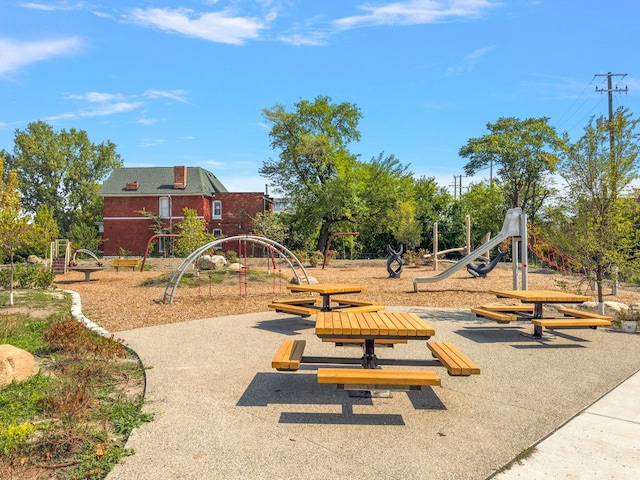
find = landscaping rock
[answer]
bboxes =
[290,275,318,285]
[0,344,39,386]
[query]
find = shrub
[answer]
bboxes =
[0,264,55,290]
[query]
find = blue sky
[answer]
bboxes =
[1,1,638,194]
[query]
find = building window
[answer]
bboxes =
[213,229,222,237]
[159,197,170,218]
[212,200,222,219]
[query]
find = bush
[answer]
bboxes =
[0,264,55,290]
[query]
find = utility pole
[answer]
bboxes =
[595,72,628,154]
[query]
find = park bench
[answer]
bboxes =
[557,307,613,321]
[317,367,441,390]
[471,304,535,323]
[112,258,139,271]
[272,339,306,371]
[267,299,319,317]
[427,341,481,376]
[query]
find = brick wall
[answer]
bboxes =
[102,193,273,256]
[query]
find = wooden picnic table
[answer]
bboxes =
[272,310,480,395]
[490,289,591,319]
[286,283,367,311]
[485,289,611,338]
[315,311,435,368]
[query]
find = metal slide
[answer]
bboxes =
[413,208,523,292]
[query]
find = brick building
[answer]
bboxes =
[98,166,273,256]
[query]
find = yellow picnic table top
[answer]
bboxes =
[490,289,591,303]
[287,283,366,295]
[316,311,435,338]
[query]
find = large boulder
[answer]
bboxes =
[0,344,39,387]
[198,254,227,270]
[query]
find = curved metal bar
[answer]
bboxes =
[72,248,101,264]
[163,235,309,304]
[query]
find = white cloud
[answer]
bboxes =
[334,0,500,30]
[0,37,82,76]
[45,101,144,121]
[18,1,81,11]
[447,45,495,75]
[143,89,189,103]
[127,7,270,45]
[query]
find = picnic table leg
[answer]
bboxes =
[363,339,377,369]
[83,271,91,282]
[531,302,544,337]
[321,294,331,311]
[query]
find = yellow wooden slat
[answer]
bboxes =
[317,368,441,387]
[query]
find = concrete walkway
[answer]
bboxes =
[491,370,640,479]
[99,307,640,480]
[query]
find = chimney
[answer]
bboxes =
[174,166,187,189]
[125,181,139,191]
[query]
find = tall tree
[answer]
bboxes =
[2,121,123,235]
[260,96,362,252]
[459,117,562,223]
[459,180,506,247]
[558,108,640,305]
[0,158,29,305]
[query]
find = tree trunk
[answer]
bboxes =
[316,222,332,254]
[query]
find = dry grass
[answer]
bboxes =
[53,258,640,333]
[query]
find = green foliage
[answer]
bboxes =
[251,211,287,244]
[20,205,60,258]
[392,201,422,248]
[2,120,123,235]
[69,221,103,253]
[308,251,324,267]
[261,96,362,252]
[0,264,55,290]
[460,116,562,222]
[550,108,640,302]
[0,293,152,475]
[459,181,507,246]
[175,208,212,257]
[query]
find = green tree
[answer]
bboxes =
[68,222,102,253]
[410,176,457,252]
[459,181,506,247]
[0,158,29,305]
[174,208,212,257]
[392,201,422,249]
[260,96,362,252]
[251,211,287,244]
[459,117,562,223]
[2,121,122,235]
[21,204,60,259]
[557,108,640,305]
[352,153,415,255]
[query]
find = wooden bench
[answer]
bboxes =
[112,258,139,271]
[331,297,385,313]
[471,307,520,323]
[332,297,382,307]
[531,308,612,336]
[557,308,613,321]
[272,339,306,371]
[268,301,319,317]
[317,367,441,390]
[427,341,480,376]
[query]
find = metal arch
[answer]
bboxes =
[162,235,310,304]
[72,248,101,264]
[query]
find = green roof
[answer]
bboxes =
[98,166,228,196]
